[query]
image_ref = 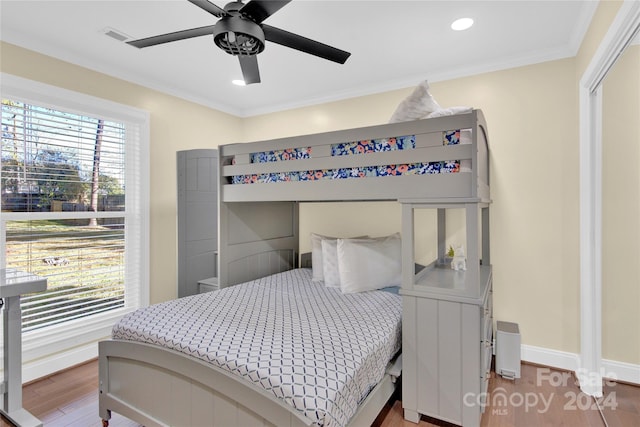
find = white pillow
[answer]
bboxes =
[337,234,402,294]
[311,233,331,282]
[311,233,368,284]
[460,128,472,144]
[389,80,441,123]
[426,106,473,118]
[321,238,342,288]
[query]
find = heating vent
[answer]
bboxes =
[102,27,130,42]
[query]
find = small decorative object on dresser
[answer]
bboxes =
[451,244,467,271]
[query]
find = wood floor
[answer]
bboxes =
[1,360,638,427]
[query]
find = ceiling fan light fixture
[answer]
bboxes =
[213,16,265,56]
[232,79,246,86]
[126,0,351,85]
[451,17,474,31]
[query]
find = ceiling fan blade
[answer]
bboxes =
[239,55,261,84]
[127,25,216,48]
[263,25,351,64]
[240,0,291,24]
[186,0,227,18]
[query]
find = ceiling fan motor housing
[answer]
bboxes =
[213,15,265,56]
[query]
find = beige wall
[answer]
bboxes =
[602,44,640,365]
[576,0,624,77]
[245,58,581,354]
[0,41,242,304]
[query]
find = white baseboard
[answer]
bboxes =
[520,344,639,385]
[602,358,640,385]
[520,344,581,372]
[23,341,98,383]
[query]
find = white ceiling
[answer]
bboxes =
[1,0,597,117]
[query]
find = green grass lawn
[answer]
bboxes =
[5,219,126,330]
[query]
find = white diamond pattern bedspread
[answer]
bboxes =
[112,268,402,427]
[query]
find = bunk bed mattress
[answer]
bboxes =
[112,268,402,427]
[231,131,469,185]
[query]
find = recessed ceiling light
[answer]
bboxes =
[451,18,474,31]
[232,79,246,86]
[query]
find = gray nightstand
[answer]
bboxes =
[197,277,219,293]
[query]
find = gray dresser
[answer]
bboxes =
[400,202,492,426]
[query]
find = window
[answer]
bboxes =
[0,74,149,380]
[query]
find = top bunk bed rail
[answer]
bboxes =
[220,109,489,203]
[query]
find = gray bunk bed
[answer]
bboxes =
[98,110,490,427]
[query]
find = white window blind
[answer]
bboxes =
[2,103,130,331]
[0,74,149,380]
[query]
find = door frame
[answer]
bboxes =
[579,0,640,396]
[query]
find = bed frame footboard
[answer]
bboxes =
[99,340,400,427]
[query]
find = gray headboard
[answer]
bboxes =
[218,200,299,287]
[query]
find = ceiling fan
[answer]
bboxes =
[127,0,351,85]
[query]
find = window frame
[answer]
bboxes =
[1,73,150,381]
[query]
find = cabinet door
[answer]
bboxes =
[177,149,218,297]
[404,295,484,427]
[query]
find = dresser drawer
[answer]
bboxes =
[480,285,493,386]
[480,343,491,413]
[482,286,493,315]
[481,289,493,340]
[481,334,493,371]
[484,312,492,338]
[481,329,492,374]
